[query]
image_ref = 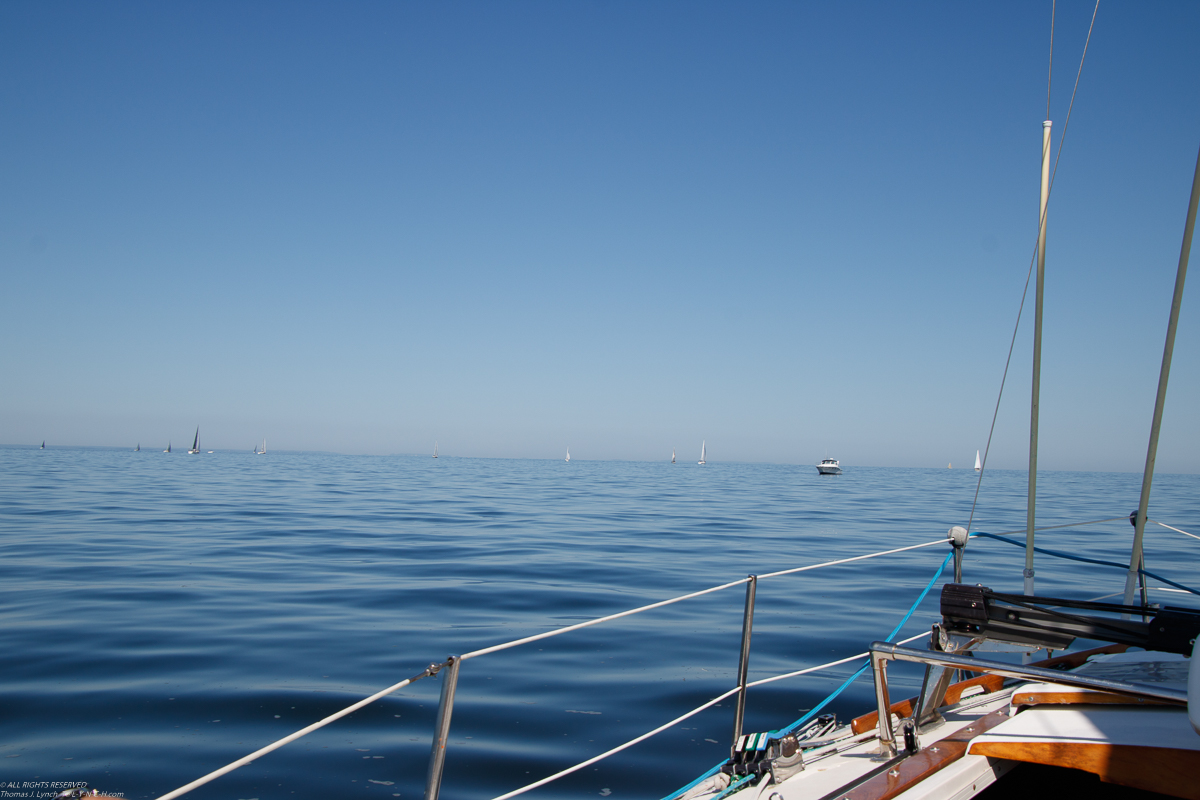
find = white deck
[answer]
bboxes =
[969,704,1200,752]
[767,691,1014,800]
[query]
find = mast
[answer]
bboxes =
[1123,140,1200,607]
[1025,119,1052,597]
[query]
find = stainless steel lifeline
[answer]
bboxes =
[867,642,1188,757]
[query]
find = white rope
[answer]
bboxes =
[153,667,435,800]
[745,631,928,689]
[488,685,743,800]
[1151,519,1200,542]
[461,576,752,660]
[758,538,945,579]
[469,537,955,660]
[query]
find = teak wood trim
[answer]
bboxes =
[835,710,1010,800]
[850,674,1003,735]
[1012,689,1173,707]
[967,741,1200,800]
[1027,642,1128,670]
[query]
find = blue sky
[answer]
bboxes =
[3,1,1199,471]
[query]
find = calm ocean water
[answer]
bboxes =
[1,447,1197,800]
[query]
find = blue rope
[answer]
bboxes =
[971,532,1200,596]
[775,550,953,736]
[657,550,953,800]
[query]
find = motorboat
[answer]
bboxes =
[816,458,842,475]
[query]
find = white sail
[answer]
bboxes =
[975,450,982,471]
[433,441,438,458]
[698,441,706,465]
[565,447,570,462]
[672,448,676,463]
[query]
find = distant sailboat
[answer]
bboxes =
[259,439,266,455]
[672,448,676,464]
[433,441,438,459]
[975,450,982,472]
[165,442,171,453]
[40,441,45,450]
[565,447,570,463]
[698,441,706,465]
[188,427,200,455]
[135,443,140,452]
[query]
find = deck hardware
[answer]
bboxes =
[721,732,805,780]
[940,583,1197,653]
[731,575,758,747]
[888,769,900,778]
[900,718,919,754]
[947,526,968,583]
[424,655,461,800]
[871,655,897,759]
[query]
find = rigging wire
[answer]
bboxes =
[965,0,1101,535]
[972,531,1199,595]
[1152,519,1200,542]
